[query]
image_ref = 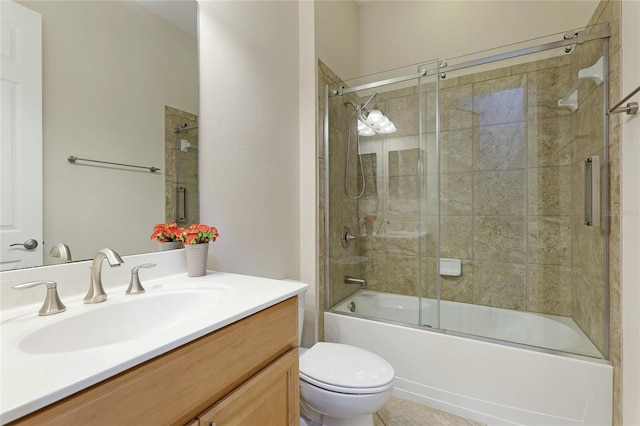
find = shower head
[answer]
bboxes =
[362,92,378,110]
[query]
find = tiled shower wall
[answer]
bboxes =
[318,61,359,341]
[164,106,199,225]
[322,42,608,352]
[432,49,605,325]
[431,39,607,356]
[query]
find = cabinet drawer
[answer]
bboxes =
[10,297,297,426]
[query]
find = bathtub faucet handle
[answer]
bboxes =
[341,227,357,248]
[344,276,366,288]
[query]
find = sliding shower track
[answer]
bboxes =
[330,22,610,97]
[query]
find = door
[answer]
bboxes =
[1,0,43,270]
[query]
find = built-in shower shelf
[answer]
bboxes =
[557,56,604,112]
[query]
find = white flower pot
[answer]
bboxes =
[184,243,209,277]
[158,241,182,251]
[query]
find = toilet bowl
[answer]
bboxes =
[287,284,394,426]
[299,342,394,426]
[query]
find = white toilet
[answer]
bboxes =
[297,295,395,426]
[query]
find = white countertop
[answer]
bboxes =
[0,270,308,423]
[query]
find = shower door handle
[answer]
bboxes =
[175,186,187,222]
[584,156,600,227]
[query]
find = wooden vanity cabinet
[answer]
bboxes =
[10,297,299,426]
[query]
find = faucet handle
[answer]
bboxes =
[12,281,67,316]
[126,263,157,295]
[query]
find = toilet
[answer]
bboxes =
[297,294,395,426]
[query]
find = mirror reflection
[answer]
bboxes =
[0,0,198,270]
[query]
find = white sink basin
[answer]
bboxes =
[19,289,225,354]
[0,267,308,425]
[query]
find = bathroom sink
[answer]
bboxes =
[18,289,226,354]
[1,268,308,424]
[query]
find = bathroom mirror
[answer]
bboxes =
[1,0,198,270]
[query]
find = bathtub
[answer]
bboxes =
[324,290,613,425]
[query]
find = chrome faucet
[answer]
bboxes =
[84,248,124,304]
[49,243,72,263]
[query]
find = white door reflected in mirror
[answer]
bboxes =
[0,1,43,271]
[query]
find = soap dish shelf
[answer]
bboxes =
[557,56,604,112]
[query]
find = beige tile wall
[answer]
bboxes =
[164,106,199,225]
[330,51,597,315]
[434,56,580,316]
[336,52,596,321]
[321,38,611,345]
[318,61,363,340]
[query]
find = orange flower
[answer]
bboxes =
[150,222,182,242]
[177,223,220,244]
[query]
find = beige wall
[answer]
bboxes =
[20,1,197,263]
[198,1,300,279]
[611,1,640,425]
[314,0,359,81]
[299,0,319,347]
[357,1,599,76]
[620,0,640,423]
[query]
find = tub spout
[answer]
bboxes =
[344,276,366,287]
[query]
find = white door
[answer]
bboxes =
[0,1,43,270]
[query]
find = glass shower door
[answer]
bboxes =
[324,24,609,359]
[325,60,441,329]
[435,29,608,359]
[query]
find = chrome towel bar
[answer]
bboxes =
[608,85,639,115]
[67,155,160,173]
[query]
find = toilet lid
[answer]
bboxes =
[299,342,394,392]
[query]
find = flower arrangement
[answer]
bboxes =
[150,222,182,242]
[151,222,219,245]
[178,223,220,245]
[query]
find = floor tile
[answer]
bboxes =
[376,396,485,426]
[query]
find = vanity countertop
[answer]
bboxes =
[0,271,308,423]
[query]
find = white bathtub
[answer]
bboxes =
[325,290,613,425]
[332,290,602,358]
